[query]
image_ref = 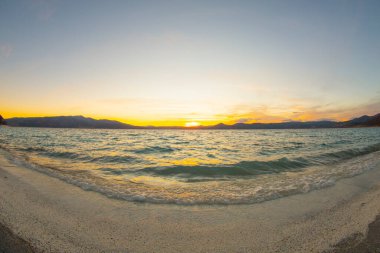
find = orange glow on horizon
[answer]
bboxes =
[184,121,201,127]
[0,109,366,127]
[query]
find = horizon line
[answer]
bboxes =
[2,113,379,128]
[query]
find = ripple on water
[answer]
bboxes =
[0,127,379,204]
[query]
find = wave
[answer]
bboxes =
[89,155,141,164]
[1,127,380,205]
[313,143,380,164]
[5,141,380,180]
[1,144,380,205]
[135,157,311,177]
[4,148,380,205]
[18,147,48,152]
[133,146,176,154]
[43,151,88,160]
[102,143,380,179]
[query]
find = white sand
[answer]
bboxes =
[1,150,380,252]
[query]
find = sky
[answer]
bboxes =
[1,0,380,126]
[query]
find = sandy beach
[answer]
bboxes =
[1,150,380,252]
[2,0,380,251]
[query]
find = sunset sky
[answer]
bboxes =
[1,0,380,126]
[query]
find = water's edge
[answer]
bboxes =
[2,147,380,205]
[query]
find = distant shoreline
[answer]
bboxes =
[2,125,380,131]
[2,113,380,129]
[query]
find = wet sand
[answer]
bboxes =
[1,150,380,252]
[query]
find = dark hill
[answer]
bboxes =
[208,113,380,129]
[336,113,380,128]
[207,120,337,129]
[5,116,141,129]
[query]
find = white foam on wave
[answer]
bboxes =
[2,147,380,205]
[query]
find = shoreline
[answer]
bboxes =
[1,150,380,252]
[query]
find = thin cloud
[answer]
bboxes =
[218,96,380,124]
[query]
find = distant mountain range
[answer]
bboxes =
[3,116,140,129]
[206,113,380,129]
[1,113,380,129]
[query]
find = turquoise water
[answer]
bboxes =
[1,127,380,204]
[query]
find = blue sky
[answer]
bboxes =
[1,0,379,125]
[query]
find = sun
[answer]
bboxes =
[185,121,200,127]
